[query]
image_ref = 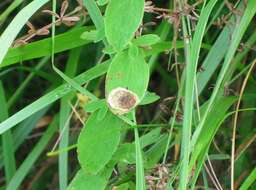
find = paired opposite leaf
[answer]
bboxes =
[139,92,160,105]
[105,50,149,114]
[105,0,145,51]
[132,34,161,47]
[77,111,123,174]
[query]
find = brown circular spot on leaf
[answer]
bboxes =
[107,87,139,114]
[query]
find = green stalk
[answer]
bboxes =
[0,82,16,183]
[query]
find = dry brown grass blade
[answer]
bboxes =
[231,59,256,190]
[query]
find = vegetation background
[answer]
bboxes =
[0,0,256,189]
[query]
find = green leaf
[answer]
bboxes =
[0,82,16,182]
[80,30,97,41]
[128,44,139,58]
[179,0,218,188]
[0,61,110,135]
[67,170,107,190]
[115,183,129,190]
[97,0,108,6]
[2,27,93,68]
[113,143,136,164]
[95,27,105,42]
[82,0,104,30]
[134,127,146,190]
[77,111,123,174]
[0,0,23,23]
[103,45,115,55]
[239,167,256,190]
[84,99,106,113]
[97,103,109,121]
[105,0,144,51]
[67,159,116,190]
[193,0,256,146]
[81,29,105,43]
[6,116,58,190]
[145,134,169,169]
[105,50,149,101]
[0,0,49,65]
[132,34,161,46]
[82,0,107,46]
[139,92,160,105]
[58,48,80,190]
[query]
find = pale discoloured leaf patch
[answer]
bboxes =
[107,87,139,115]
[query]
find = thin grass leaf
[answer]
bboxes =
[82,0,107,46]
[134,128,146,190]
[0,0,23,24]
[239,167,256,190]
[0,0,50,65]
[192,0,256,150]
[6,116,58,190]
[7,56,49,108]
[133,112,146,190]
[0,82,16,182]
[0,61,110,134]
[52,64,97,101]
[189,96,256,188]
[197,2,246,95]
[179,0,218,188]
[58,48,81,190]
[1,27,94,68]
[82,0,104,30]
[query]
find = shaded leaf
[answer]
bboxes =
[97,0,108,6]
[139,91,160,105]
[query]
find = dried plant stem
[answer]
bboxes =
[231,59,256,189]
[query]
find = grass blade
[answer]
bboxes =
[133,112,146,190]
[6,116,58,190]
[0,0,23,24]
[134,128,146,190]
[59,48,81,190]
[7,57,49,108]
[179,1,217,188]
[82,0,104,30]
[0,0,49,65]
[239,167,256,190]
[0,61,110,134]
[192,0,256,149]
[1,27,93,68]
[0,82,16,182]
